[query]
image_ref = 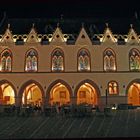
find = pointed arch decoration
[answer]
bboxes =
[75,27,92,45]
[18,80,45,106]
[127,79,140,105]
[46,79,72,106]
[127,24,139,43]
[75,79,101,105]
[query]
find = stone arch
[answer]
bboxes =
[74,79,101,105]
[18,80,45,106]
[126,79,140,105]
[46,79,72,105]
[0,79,17,105]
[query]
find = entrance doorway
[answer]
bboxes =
[22,83,42,106]
[128,82,140,105]
[49,83,70,106]
[77,82,98,105]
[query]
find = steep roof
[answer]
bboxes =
[0,17,140,35]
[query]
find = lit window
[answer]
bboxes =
[104,49,116,71]
[108,81,118,94]
[52,49,64,71]
[0,50,12,72]
[78,49,90,71]
[25,49,38,72]
[129,49,140,71]
[6,56,12,71]
[1,57,6,71]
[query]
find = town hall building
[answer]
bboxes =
[0,17,140,108]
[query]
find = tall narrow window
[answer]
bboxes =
[25,49,38,72]
[0,50,12,72]
[104,49,116,71]
[129,49,140,71]
[108,81,118,94]
[52,49,64,71]
[6,56,12,71]
[1,57,6,71]
[78,49,90,71]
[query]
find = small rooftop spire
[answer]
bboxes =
[130,24,133,28]
[57,22,59,27]
[32,23,35,28]
[60,14,63,20]
[105,23,108,28]
[8,23,10,29]
[82,22,84,28]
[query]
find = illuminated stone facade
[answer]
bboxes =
[0,21,140,108]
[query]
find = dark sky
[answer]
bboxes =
[0,0,140,19]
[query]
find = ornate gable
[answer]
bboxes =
[75,26,92,45]
[50,24,66,45]
[127,24,139,44]
[1,24,14,43]
[26,24,39,43]
[102,23,116,44]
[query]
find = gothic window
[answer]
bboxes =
[104,49,116,71]
[52,49,64,71]
[78,49,90,71]
[32,56,37,71]
[108,81,118,94]
[129,49,140,71]
[6,56,12,71]
[1,57,6,71]
[0,50,12,72]
[25,49,38,72]
[104,56,110,70]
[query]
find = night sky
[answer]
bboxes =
[0,0,140,19]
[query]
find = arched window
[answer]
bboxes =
[52,49,64,71]
[78,49,90,71]
[104,49,116,71]
[6,56,12,71]
[129,49,140,71]
[1,57,6,71]
[108,81,118,94]
[25,49,38,72]
[0,50,12,72]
